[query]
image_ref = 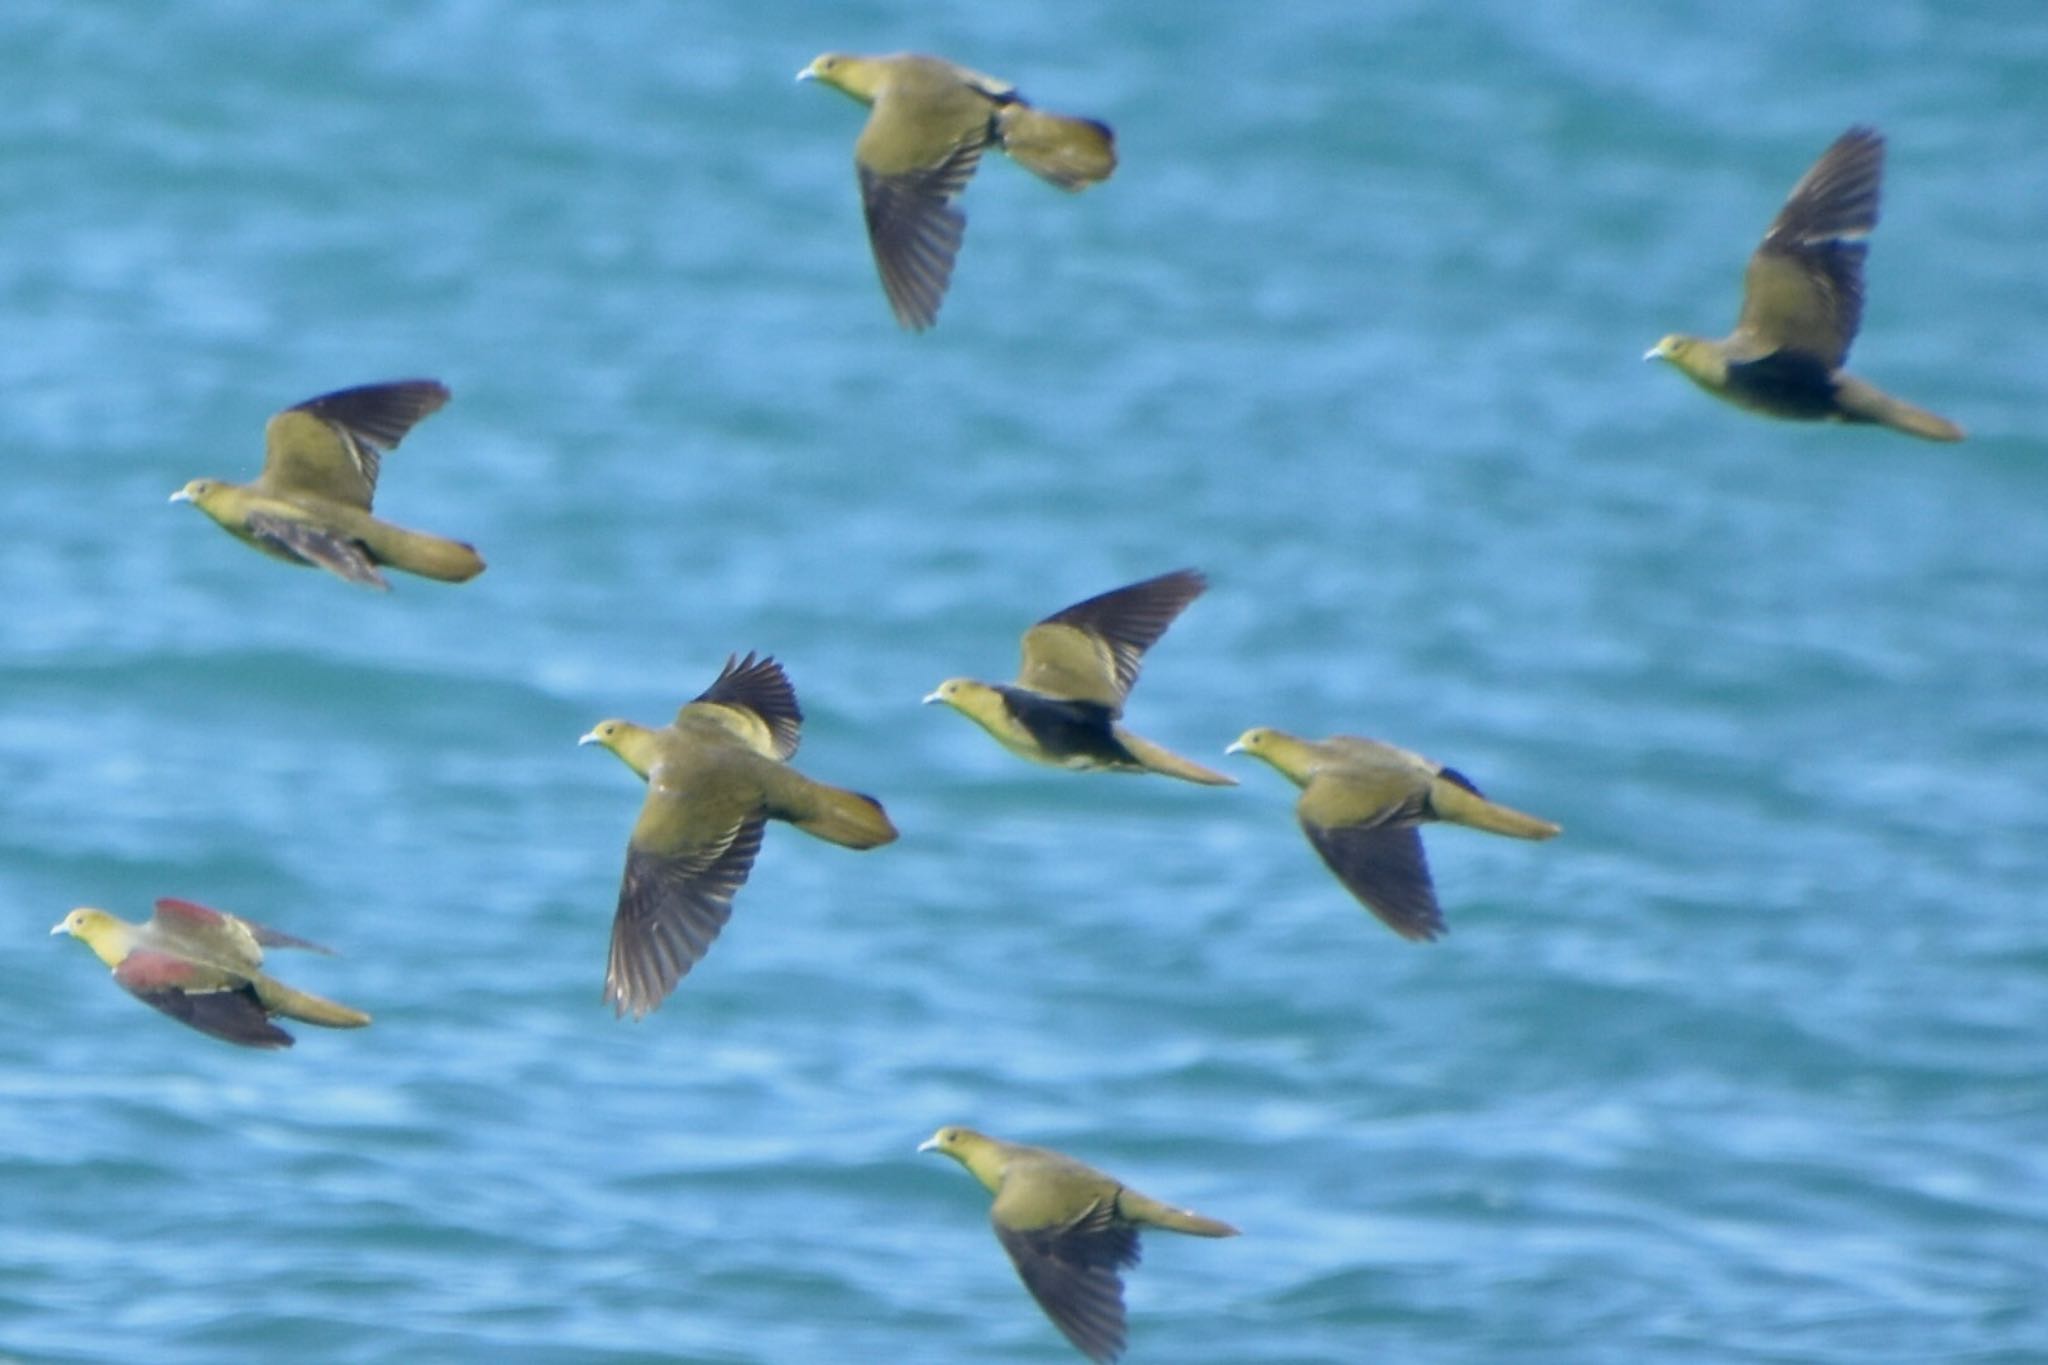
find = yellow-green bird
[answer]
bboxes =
[171,379,487,588]
[920,1125,1237,1364]
[925,569,1235,787]
[1228,728,1560,941]
[797,51,1116,330]
[1647,126,1963,441]
[50,898,370,1049]
[581,652,899,1018]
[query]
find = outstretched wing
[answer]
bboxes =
[677,652,803,760]
[1737,127,1882,366]
[991,1199,1140,1365]
[258,379,451,509]
[603,773,767,1019]
[1017,569,1208,708]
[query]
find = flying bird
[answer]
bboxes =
[50,898,370,1048]
[925,568,1234,786]
[1646,126,1963,441]
[1228,728,1560,940]
[920,1125,1237,1364]
[171,379,487,588]
[581,652,898,1018]
[798,51,1116,330]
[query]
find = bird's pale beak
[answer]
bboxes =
[920,690,944,706]
[916,1136,940,1153]
[168,489,193,504]
[795,66,816,83]
[577,729,603,747]
[48,919,68,935]
[1224,740,1246,755]
[1642,345,1664,362]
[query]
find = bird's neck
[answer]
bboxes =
[78,924,134,969]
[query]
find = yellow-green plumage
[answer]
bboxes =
[925,569,1235,787]
[172,379,486,589]
[581,652,898,1018]
[50,899,369,1048]
[799,51,1116,330]
[920,1126,1237,1364]
[1647,126,1963,442]
[1229,727,1560,941]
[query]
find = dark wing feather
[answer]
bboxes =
[994,1202,1140,1364]
[114,954,292,1048]
[286,380,451,502]
[1300,818,1446,942]
[1740,127,1882,365]
[244,511,389,590]
[604,813,767,1019]
[858,139,982,331]
[1031,569,1207,705]
[690,652,803,759]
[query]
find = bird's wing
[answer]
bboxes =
[150,898,334,960]
[676,652,803,760]
[1298,776,1444,941]
[243,511,390,589]
[143,899,326,977]
[855,109,985,331]
[604,773,767,1018]
[113,952,293,1048]
[258,379,451,509]
[1017,569,1208,707]
[1737,127,1882,367]
[991,1197,1140,1365]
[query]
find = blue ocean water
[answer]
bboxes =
[3,1,2046,1361]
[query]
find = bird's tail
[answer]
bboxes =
[1429,778,1561,840]
[779,777,900,849]
[1117,1188,1240,1238]
[995,104,1117,190]
[252,976,373,1029]
[1834,375,1965,442]
[1115,728,1238,787]
[362,522,488,582]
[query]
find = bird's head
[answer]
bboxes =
[50,907,127,965]
[579,719,627,752]
[921,678,972,709]
[796,52,879,103]
[1227,725,1318,783]
[169,478,224,510]
[1225,726,1278,758]
[580,718,663,779]
[1638,335,1720,384]
[919,1125,1006,1187]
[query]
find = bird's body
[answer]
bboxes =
[173,380,486,588]
[50,899,370,1048]
[799,51,1115,330]
[925,569,1234,787]
[1647,126,1962,441]
[1229,728,1560,941]
[920,1126,1237,1364]
[582,653,897,1018]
